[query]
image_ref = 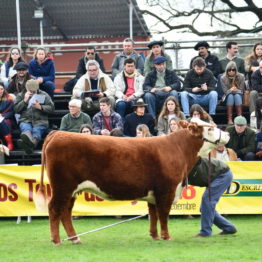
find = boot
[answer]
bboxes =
[4,134,14,151]
[17,131,35,154]
[227,105,234,125]
[236,105,242,116]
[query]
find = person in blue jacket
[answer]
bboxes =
[28,47,56,98]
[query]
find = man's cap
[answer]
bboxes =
[234,116,247,126]
[14,62,29,71]
[194,41,210,50]
[132,98,148,107]
[147,40,164,49]
[153,56,167,65]
[26,79,39,92]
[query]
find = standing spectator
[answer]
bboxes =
[7,62,32,97]
[180,57,218,117]
[73,60,115,112]
[124,98,155,137]
[14,79,55,154]
[92,97,123,136]
[226,116,256,161]
[143,56,181,119]
[64,46,105,93]
[1,47,25,88]
[111,38,144,79]
[250,97,262,131]
[29,47,56,98]
[220,61,245,125]
[245,43,262,84]
[136,124,151,137]
[60,99,92,133]
[144,40,173,76]
[219,41,245,74]
[0,82,14,150]
[250,60,262,113]
[157,96,185,136]
[190,41,220,78]
[80,124,93,134]
[114,58,144,119]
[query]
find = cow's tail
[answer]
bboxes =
[34,130,57,212]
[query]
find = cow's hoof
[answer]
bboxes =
[152,236,160,240]
[162,236,172,240]
[72,237,81,244]
[51,239,62,245]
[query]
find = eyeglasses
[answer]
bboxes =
[86,52,94,55]
[227,69,236,72]
[11,52,19,55]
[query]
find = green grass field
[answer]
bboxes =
[0,215,261,262]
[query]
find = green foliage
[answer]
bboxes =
[0,215,261,262]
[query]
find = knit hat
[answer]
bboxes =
[26,79,39,92]
[234,116,247,126]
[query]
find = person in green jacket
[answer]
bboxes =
[60,99,92,133]
[188,157,237,237]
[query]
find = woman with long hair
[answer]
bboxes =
[189,104,214,124]
[157,96,185,136]
[136,124,151,137]
[168,117,181,133]
[1,47,24,88]
[28,47,56,98]
[220,61,245,125]
[0,82,14,150]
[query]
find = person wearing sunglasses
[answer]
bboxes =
[0,47,25,88]
[220,61,245,125]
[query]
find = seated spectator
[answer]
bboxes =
[7,62,32,97]
[250,97,262,131]
[110,128,124,137]
[0,82,14,150]
[73,60,115,112]
[190,41,220,79]
[92,97,123,136]
[80,124,93,134]
[144,40,173,76]
[60,99,92,133]
[114,58,144,119]
[210,145,238,162]
[29,47,56,98]
[169,117,182,133]
[226,116,256,161]
[157,96,185,136]
[143,56,181,119]
[220,61,245,125]
[180,57,218,117]
[255,122,262,159]
[124,98,155,137]
[136,124,151,137]
[14,79,55,154]
[111,38,144,79]
[188,104,215,124]
[250,60,262,113]
[1,47,25,88]
[245,43,262,84]
[64,46,105,93]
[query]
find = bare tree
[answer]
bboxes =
[140,0,262,36]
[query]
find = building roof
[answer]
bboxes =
[0,0,150,41]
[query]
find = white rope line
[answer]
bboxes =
[63,214,147,241]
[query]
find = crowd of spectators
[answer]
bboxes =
[0,39,262,161]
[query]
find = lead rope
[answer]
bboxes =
[208,152,211,201]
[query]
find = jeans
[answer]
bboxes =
[180,90,218,116]
[226,93,242,106]
[40,81,55,99]
[144,90,179,119]
[19,122,47,140]
[200,170,236,236]
[116,100,135,119]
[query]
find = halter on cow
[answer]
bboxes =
[35,120,229,245]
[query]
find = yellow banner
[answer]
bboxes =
[0,162,262,216]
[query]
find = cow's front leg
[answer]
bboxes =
[148,203,159,240]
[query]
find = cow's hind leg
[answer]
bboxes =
[60,197,81,244]
[148,203,159,240]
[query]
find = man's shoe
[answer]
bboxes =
[194,233,209,237]
[219,229,237,235]
[19,132,34,154]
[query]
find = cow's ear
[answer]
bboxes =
[179,120,188,129]
[187,122,201,136]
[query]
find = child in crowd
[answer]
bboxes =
[136,124,151,137]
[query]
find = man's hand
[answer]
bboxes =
[150,88,157,93]
[36,77,43,84]
[96,92,104,98]
[201,83,207,91]
[162,86,172,92]
[192,87,202,93]
[101,129,110,136]
[24,91,32,102]
[32,101,42,110]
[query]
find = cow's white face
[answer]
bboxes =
[190,118,230,157]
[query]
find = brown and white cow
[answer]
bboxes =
[35,120,229,245]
